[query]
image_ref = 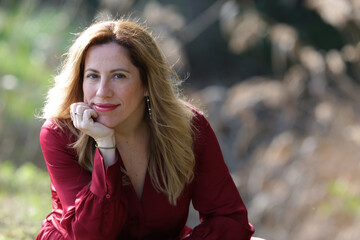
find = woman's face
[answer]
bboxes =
[82,42,147,131]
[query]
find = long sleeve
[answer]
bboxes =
[185,114,254,240]
[37,120,127,240]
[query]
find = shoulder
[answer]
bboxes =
[189,108,229,174]
[189,108,215,150]
[42,118,74,134]
[186,105,209,129]
[40,118,77,148]
[42,118,61,133]
[40,119,78,166]
[189,108,210,135]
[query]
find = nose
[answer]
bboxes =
[96,77,113,98]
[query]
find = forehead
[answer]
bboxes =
[84,42,131,68]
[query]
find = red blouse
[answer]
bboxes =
[36,112,254,240]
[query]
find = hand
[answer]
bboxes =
[70,102,115,146]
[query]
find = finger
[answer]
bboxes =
[71,102,89,113]
[71,103,86,127]
[89,108,98,119]
[74,104,91,121]
[70,103,78,125]
[82,109,97,126]
[70,103,77,117]
[70,102,86,122]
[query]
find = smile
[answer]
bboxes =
[94,103,120,112]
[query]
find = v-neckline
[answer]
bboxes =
[118,153,149,203]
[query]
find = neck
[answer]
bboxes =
[115,119,150,145]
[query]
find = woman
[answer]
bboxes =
[36,19,255,240]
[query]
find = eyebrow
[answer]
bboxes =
[84,68,131,73]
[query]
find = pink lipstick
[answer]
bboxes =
[94,103,119,112]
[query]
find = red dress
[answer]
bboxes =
[36,112,254,240]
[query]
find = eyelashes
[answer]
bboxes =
[114,73,126,79]
[84,73,127,80]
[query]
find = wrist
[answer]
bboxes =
[95,143,116,149]
[95,135,116,149]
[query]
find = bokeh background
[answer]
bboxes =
[1,0,360,239]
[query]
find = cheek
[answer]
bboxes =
[82,84,92,102]
[82,90,88,103]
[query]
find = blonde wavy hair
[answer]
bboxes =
[42,19,196,205]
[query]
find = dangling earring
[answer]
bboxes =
[146,96,152,120]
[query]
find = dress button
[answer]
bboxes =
[105,194,111,199]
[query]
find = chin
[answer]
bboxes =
[96,116,119,129]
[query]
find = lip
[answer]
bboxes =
[93,103,120,112]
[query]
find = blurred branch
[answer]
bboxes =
[329,73,360,103]
[326,50,360,102]
[59,0,85,30]
[177,0,226,44]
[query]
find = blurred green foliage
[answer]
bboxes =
[0,3,74,238]
[0,161,51,239]
[319,179,360,219]
[328,179,360,216]
[1,6,49,120]
[1,0,360,239]
[0,1,82,167]
[0,2,78,121]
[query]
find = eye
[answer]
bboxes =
[86,73,99,79]
[114,73,126,79]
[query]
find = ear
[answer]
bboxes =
[144,90,149,97]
